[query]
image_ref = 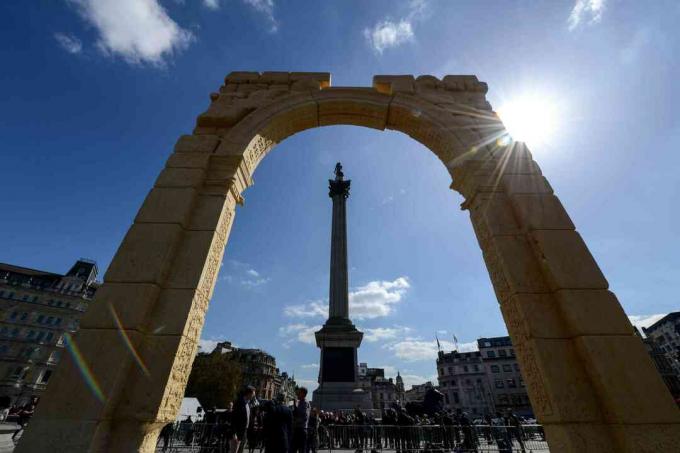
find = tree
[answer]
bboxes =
[185,351,243,409]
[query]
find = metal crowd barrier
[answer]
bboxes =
[154,422,549,452]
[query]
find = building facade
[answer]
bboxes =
[436,351,492,416]
[403,381,437,404]
[477,337,532,416]
[213,341,297,402]
[0,260,99,406]
[643,313,680,376]
[635,326,680,402]
[357,363,401,410]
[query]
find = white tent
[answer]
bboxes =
[176,397,203,422]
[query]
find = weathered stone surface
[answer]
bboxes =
[575,335,680,424]
[469,192,521,237]
[165,152,212,169]
[80,283,160,332]
[155,168,206,188]
[530,230,609,290]
[501,174,553,194]
[510,194,575,230]
[135,187,197,228]
[174,134,220,154]
[501,293,569,341]
[542,423,617,453]
[610,423,680,453]
[105,223,183,285]
[491,235,548,295]
[555,290,633,336]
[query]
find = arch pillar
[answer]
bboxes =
[451,144,680,451]
[16,134,251,452]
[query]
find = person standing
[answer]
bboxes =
[291,387,310,453]
[306,407,320,453]
[263,395,293,453]
[232,386,256,453]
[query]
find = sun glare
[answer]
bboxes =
[497,94,559,149]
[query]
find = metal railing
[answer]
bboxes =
[155,423,548,452]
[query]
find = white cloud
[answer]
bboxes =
[400,373,433,389]
[203,0,219,9]
[363,326,412,343]
[384,337,478,362]
[301,363,319,369]
[54,32,83,54]
[243,0,278,33]
[364,20,414,53]
[221,260,270,288]
[567,0,606,31]
[283,277,410,320]
[279,323,321,345]
[198,337,232,353]
[68,0,193,65]
[629,314,666,333]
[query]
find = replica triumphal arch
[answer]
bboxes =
[17,72,680,452]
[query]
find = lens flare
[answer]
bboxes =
[108,304,150,377]
[63,332,105,403]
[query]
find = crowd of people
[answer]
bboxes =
[159,386,545,453]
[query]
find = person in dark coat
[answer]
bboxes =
[291,387,310,453]
[232,386,257,453]
[263,395,293,453]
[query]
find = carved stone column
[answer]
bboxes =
[16,135,251,452]
[450,144,680,452]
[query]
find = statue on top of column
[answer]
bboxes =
[334,162,344,180]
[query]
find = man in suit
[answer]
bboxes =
[291,387,310,453]
[231,385,256,453]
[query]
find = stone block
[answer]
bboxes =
[491,235,548,294]
[510,194,575,230]
[145,288,207,338]
[28,328,142,421]
[315,89,390,130]
[164,230,216,290]
[516,338,602,423]
[541,423,616,453]
[174,134,220,154]
[165,153,212,169]
[135,187,197,228]
[155,168,206,188]
[105,223,183,285]
[574,335,680,424]
[14,418,110,453]
[115,334,199,423]
[80,283,160,332]
[372,75,415,94]
[501,293,569,342]
[501,174,553,194]
[260,71,290,84]
[290,72,331,88]
[188,194,233,231]
[470,193,521,236]
[610,423,680,452]
[225,71,260,84]
[529,230,608,290]
[555,290,634,336]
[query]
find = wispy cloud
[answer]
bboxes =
[283,277,410,320]
[203,0,219,10]
[198,336,231,353]
[220,260,270,289]
[364,0,428,53]
[301,363,319,369]
[629,313,666,333]
[279,323,321,346]
[54,32,83,54]
[243,0,278,33]
[363,326,412,343]
[67,0,193,65]
[567,0,606,31]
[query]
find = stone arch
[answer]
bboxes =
[17,72,680,453]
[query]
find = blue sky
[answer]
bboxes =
[1,0,679,390]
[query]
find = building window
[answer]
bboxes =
[463,365,468,372]
[499,349,507,357]
[47,316,54,325]
[507,379,517,388]
[448,367,452,374]
[491,365,500,373]
[514,363,520,371]
[502,364,512,372]
[20,312,28,321]
[453,392,460,404]
[495,379,504,389]
[46,332,54,341]
[37,315,45,324]
[473,365,479,372]
[509,348,515,357]
[10,311,18,320]
[451,379,457,387]
[487,351,496,358]
[36,331,45,342]
[27,330,36,339]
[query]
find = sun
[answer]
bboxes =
[496,94,560,149]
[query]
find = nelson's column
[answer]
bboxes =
[312,163,372,410]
